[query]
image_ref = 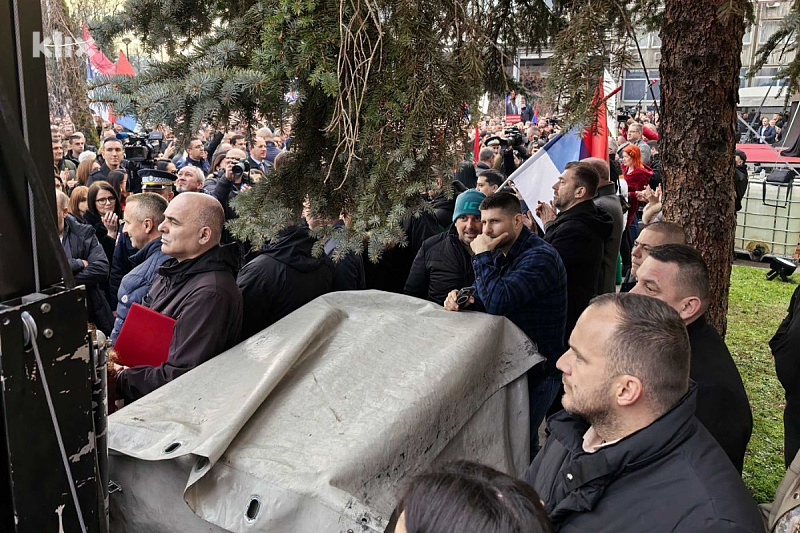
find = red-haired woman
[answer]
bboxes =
[620,144,652,272]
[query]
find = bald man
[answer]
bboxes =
[112,192,243,403]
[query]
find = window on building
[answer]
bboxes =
[650,31,661,49]
[759,21,789,44]
[752,66,789,87]
[740,67,748,88]
[622,69,661,102]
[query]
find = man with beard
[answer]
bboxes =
[537,161,612,342]
[523,294,763,532]
[444,192,567,457]
[405,189,486,306]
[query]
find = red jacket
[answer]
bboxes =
[623,166,653,226]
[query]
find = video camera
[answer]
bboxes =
[123,132,164,166]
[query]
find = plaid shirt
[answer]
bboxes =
[472,226,568,365]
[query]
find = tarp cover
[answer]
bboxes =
[108,290,542,532]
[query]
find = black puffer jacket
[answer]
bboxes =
[543,200,613,339]
[237,225,334,339]
[116,244,243,402]
[404,226,475,306]
[524,385,764,532]
[62,215,114,334]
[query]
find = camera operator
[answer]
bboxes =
[202,148,252,261]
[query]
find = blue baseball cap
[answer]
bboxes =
[452,189,486,222]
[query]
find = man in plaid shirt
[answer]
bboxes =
[445,192,568,456]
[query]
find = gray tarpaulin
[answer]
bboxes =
[108,290,543,532]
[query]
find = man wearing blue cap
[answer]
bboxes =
[404,189,486,306]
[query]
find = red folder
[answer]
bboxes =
[114,303,176,367]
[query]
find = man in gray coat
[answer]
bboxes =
[584,157,624,294]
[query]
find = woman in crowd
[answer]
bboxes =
[85,181,122,263]
[390,461,552,533]
[210,150,229,175]
[106,169,129,206]
[76,156,99,187]
[69,186,89,222]
[619,144,652,271]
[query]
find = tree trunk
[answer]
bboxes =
[660,0,746,336]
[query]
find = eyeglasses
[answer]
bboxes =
[96,197,116,204]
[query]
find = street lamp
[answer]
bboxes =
[122,37,131,57]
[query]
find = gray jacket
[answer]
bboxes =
[593,182,624,294]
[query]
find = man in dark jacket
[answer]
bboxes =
[632,245,752,472]
[237,225,334,339]
[444,192,567,456]
[524,293,763,532]
[734,149,749,212]
[57,190,114,335]
[111,193,170,344]
[585,157,624,294]
[771,283,800,467]
[321,219,366,291]
[405,189,485,305]
[537,161,613,340]
[113,193,242,402]
[88,137,125,186]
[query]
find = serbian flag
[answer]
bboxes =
[82,22,116,75]
[532,105,539,125]
[114,50,139,131]
[508,127,588,228]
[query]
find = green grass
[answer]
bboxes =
[728,265,797,502]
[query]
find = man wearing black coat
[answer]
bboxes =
[112,193,243,402]
[537,161,613,340]
[405,189,486,305]
[237,225,334,339]
[57,191,114,334]
[632,245,752,472]
[771,283,800,467]
[524,293,763,532]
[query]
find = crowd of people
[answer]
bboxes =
[46,99,800,531]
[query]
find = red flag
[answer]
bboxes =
[82,22,116,75]
[473,125,481,163]
[583,76,609,161]
[115,50,136,76]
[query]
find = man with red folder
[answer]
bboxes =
[111,192,243,403]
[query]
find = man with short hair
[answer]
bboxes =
[405,189,486,305]
[444,192,567,455]
[476,169,504,197]
[111,193,171,343]
[112,193,243,402]
[476,147,494,174]
[632,245,752,472]
[537,161,612,340]
[524,293,763,531]
[178,137,210,174]
[619,123,651,165]
[56,190,113,334]
[229,134,247,151]
[175,165,206,194]
[65,133,86,165]
[584,157,624,294]
[248,137,273,175]
[89,137,125,185]
[620,221,686,292]
[53,137,77,182]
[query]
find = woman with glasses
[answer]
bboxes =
[86,181,122,263]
